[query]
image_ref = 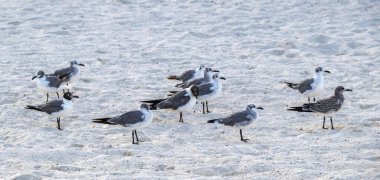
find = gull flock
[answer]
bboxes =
[26,61,352,144]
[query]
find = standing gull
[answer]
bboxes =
[284,67,331,103]
[92,104,153,145]
[141,86,199,123]
[167,64,206,84]
[26,92,79,130]
[51,60,85,91]
[208,104,264,142]
[287,86,352,129]
[196,73,226,114]
[32,70,69,102]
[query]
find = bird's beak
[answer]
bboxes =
[32,76,37,80]
[73,95,79,98]
[79,64,85,67]
[324,70,331,73]
[220,77,226,80]
[345,89,352,92]
[212,70,220,72]
[257,107,264,110]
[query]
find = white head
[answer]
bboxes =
[32,70,45,80]
[315,67,331,76]
[70,60,85,67]
[246,104,264,111]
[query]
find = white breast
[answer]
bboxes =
[50,100,73,117]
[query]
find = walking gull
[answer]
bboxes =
[284,67,331,103]
[208,104,263,142]
[26,92,79,130]
[51,60,85,91]
[287,86,352,129]
[92,104,153,145]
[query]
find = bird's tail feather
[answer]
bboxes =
[25,105,42,112]
[140,99,166,110]
[207,119,219,123]
[92,118,114,125]
[167,75,179,80]
[284,82,299,90]
[287,104,313,112]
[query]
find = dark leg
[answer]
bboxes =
[322,116,327,129]
[134,130,140,142]
[330,116,334,130]
[308,97,310,104]
[240,129,249,142]
[63,89,66,93]
[179,112,183,123]
[46,93,49,102]
[202,102,205,114]
[57,117,63,130]
[56,92,60,99]
[206,101,210,113]
[132,131,136,144]
[313,97,316,102]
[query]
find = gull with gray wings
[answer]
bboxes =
[93,104,153,145]
[32,70,70,102]
[26,92,79,130]
[167,64,206,84]
[208,104,263,142]
[284,67,330,103]
[141,86,199,123]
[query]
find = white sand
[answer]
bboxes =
[1,0,379,179]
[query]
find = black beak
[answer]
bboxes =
[212,70,220,72]
[257,107,264,110]
[72,95,79,98]
[220,77,226,80]
[32,76,37,80]
[324,70,331,73]
[345,89,352,92]
[79,64,85,67]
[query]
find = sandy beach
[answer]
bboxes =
[0,0,379,179]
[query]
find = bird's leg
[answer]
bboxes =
[240,129,249,142]
[134,130,142,142]
[46,93,49,103]
[202,102,205,114]
[57,117,63,130]
[322,116,328,129]
[63,89,65,93]
[206,101,210,113]
[330,116,334,130]
[56,92,60,99]
[308,97,310,104]
[313,97,316,102]
[179,112,183,123]
[132,131,136,144]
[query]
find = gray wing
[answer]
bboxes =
[37,100,64,114]
[45,76,63,88]
[298,78,314,93]
[197,83,214,96]
[218,110,256,126]
[157,90,190,110]
[183,78,205,88]
[108,110,145,126]
[310,96,341,113]
[179,70,195,82]
[53,67,72,78]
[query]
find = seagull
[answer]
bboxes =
[32,70,69,102]
[207,104,264,142]
[167,64,206,84]
[140,86,199,123]
[284,67,331,103]
[175,67,219,88]
[195,73,226,114]
[25,92,79,130]
[92,104,153,145]
[287,86,352,129]
[51,60,85,91]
